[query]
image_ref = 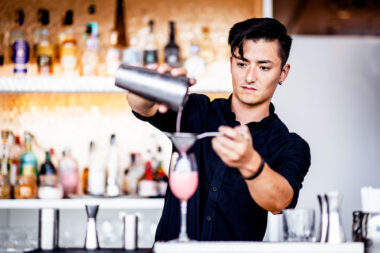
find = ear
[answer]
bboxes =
[230,56,233,72]
[279,64,290,83]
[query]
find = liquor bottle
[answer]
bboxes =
[143,20,158,67]
[122,36,142,66]
[125,152,144,195]
[184,43,206,78]
[10,9,30,75]
[0,131,11,199]
[81,22,100,76]
[164,21,180,67]
[9,134,22,197]
[15,133,38,199]
[35,9,54,75]
[59,10,78,75]
[199,26,215,64]
[154,146,168,197]
[82,141,94,195]
[58,148,79,198]
[88,142,105,196]
[0,32,4,67]
[114,0,127,47]
[38,151,63,199]
[137,151,158,197]
[106,134,120,197]
[105,31,121,76]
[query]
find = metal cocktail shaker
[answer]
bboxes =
[115,64,189,111]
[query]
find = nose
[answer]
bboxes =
[245,66,256,84]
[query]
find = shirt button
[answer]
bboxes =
[212,187,218,192]
[207,216,212,221]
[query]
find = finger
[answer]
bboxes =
[171,67,187,77]
[218,126,240,140]
[214,134,240,150]
[146,63,158,70]
[212,138,239,166]
[158,104,168,113]
[157,64,171,74]
[234,125,251,141]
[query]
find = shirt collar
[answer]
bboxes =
[222,94,278,129]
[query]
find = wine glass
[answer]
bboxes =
[169,151,198,242]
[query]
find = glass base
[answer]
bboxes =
[168,236,193,243]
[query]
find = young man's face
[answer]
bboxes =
[230,39,290,108]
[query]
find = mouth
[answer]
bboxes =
[241,86,257,92]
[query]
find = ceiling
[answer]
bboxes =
[274,0,380,35]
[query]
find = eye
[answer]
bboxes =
[260,66,270,71]
[237,62,246,67]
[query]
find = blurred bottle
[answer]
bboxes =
[9,134,22,196]
[59,10,78,75]
[105,31,121,76]
[35,9,54,75]
[0,130,11,199]
[154,146,168,197]
[106,134,120,197]
[125,152,143,195]
[38,150,63,199]
[59,148,79,198]
[143,20,158,67]
[10,9,30,76]
[122,36,142,66]
[0,31,4,67]
[82,141,94,195]
[164,21,180,68]
[199,26,215,64]
[82,22,100,76]
[184,43,206,78]
[15,133,38,199]
[88,142,105,196]
[137,150,158,197]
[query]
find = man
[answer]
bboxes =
[127,18,311,241]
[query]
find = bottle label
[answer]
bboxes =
[37,55,53,74]
[12,40,30,73]
[143,50,158,66]
[60,44,77,70]
[165,48,179,67]
[106,48,121,75]
[22,164,36,177]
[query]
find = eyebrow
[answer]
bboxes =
[235,57,274,64]
[257,60,274,64]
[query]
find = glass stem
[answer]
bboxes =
[179,200,189,242]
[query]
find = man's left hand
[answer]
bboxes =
[211,125,261,177]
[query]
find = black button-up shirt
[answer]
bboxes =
[133,94,311,242]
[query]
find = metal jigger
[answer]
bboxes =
[84,205,99,250]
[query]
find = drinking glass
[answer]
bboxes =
[283,209,315,242]
[169,151,198,242]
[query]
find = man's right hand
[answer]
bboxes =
[126,64,196,116]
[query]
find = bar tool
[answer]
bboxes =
[115,64,189,111]
[123,214,138,250]
[38,208,59,250]
[84,205,99,250]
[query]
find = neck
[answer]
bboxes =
[231,96,271,125]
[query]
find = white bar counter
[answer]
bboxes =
[0,197,164,210]
[154,241,364,253]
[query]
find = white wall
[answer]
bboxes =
[272,36,380,238]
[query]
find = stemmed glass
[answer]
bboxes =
[168,150,198,242]
[165,131,219,242]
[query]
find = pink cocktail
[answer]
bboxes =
[169,171,198,201]
[168,152,198,242]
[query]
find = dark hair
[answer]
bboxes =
[228,18,292,67]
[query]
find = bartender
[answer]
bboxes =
[127,18,311,241]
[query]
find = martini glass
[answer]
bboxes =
[165,132,219,242]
